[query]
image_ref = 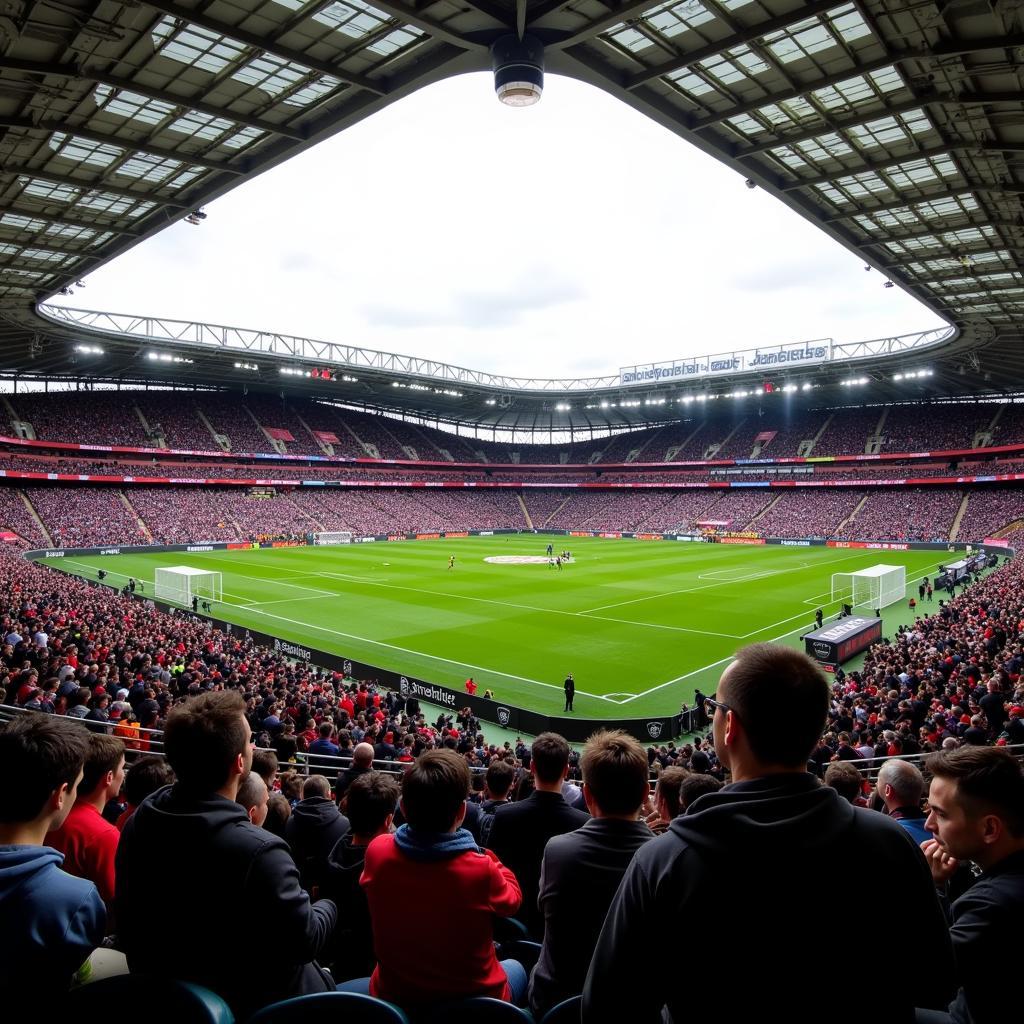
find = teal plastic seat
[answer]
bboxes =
[540,995,582,1024]
[422,996,535,1023]
[247,991,410,1024]
[67,975,234,1023]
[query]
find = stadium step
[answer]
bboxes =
[18,489,53,546]
[949,493,971,542]
[517,493,533,529]
[836,493,870,535]
[119,490,153,541]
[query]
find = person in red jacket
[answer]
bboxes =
[47,732,125,912]
[354,749,525,1010]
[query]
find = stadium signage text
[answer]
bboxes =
[780,539,812,546]
[619,339,831,386]
[99,548,121,555]
[274,638,312,661]
[399,676,457,709]
[186,545,214,552]
[45,550,65,557]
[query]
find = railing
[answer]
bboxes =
[3,703,1020,786]
[37,304,956,394]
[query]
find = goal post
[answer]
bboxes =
[312,530,354,545]
[154,566,223,607]
[830,564,906,611]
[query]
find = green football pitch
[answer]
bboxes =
[38,537,947,719]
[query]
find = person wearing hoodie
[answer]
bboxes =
[285,774,350,891]
[115,690,337,1020]
[0,714,106,998]
[584,643,955,1024]
[354,749,526,1010]
[323,771,399,981]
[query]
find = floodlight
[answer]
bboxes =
[491,34,544,106]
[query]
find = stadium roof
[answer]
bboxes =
[0,0,1020,429]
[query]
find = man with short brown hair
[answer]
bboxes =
[585,643,954,1024]
[530,730,651,1019]
[921,746,1024,1024]
[47,732,125,908]
[487,732,588,936]
[116,690,337,1019]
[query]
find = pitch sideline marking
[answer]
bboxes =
[621,562,944,702]
[244,605,618,703]
[578,551,872,615]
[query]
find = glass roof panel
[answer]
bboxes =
[48,133,120,169]
[152,17,248,75]
[0,213,45,231]
[19,178,79,203]
[93,85,175,126]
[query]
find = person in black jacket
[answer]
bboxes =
[285,775,350,892]
[115,691,337,1020]
[530,729,652,1019]
[323,771,399,981]
[486,732,588,937]
[921,746,1024,1024]
[584,643,954,1024]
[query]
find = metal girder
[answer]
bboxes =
[737,93,944,157]
[821,187,1001,221]
[24,120,241,174]
[360,0,486,50]
[690,53,901,130]
[0,59,307,143]
[140,0,386,96]
[889,240,1022,261]
[624,0,854,90]
[550,0,696,52]
[2,168,192,208]
[860,220,1022,245]
[0,206,142,236]
[778,139,970,189]
[915,267,1023,284]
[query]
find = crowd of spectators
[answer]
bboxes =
[881,405,992,452]
[752,489,863,538]
[7,393,149,448]
[5,479,1024,547]
[1,540,1021,1020]
[955,489,1024,542]
[11,394,1023,464]
[839,487,965,542]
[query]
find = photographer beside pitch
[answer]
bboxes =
[584,643,954,1023]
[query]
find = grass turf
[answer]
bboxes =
[38,536,948,719]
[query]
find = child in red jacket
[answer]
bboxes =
[358,750,525,1009]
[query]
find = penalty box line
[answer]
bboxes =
[620,563,940,704]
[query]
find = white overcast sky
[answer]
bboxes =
[54,72,946,379]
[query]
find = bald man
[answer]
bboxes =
[336,742,376,803]
[237,771,269,828]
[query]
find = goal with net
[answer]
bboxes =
[312,531,354,545]
[154,566,224,607]
[830,564,906,611]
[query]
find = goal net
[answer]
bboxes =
[830,564,906,611]
[154,566,224,607]
[313,531,354,545]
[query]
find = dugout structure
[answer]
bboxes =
[154,566,223,606]
[830,564,906,611]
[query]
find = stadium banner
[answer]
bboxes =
[802,616,883,672]
[619,339,831,386]
[719,537,766,545]
[984,537,1011,547]
[263,427,296,442]
[313,431,340,444]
